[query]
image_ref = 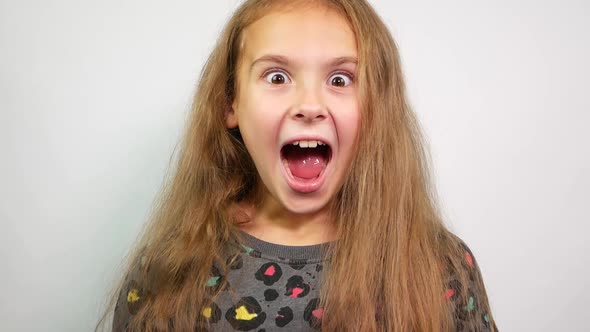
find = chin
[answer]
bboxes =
[275,186,333,216]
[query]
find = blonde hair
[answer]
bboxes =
[96,0,495,331]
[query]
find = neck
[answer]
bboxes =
[236,193,337,246]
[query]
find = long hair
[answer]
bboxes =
[96,0,495,331]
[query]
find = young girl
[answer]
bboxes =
[97,0,496,331]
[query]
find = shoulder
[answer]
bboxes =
[443,236,497,331]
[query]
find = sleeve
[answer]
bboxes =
[445,243,498,332]
[112,255,148,332]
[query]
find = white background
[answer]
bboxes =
[1,0,588,331]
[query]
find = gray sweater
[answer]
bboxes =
[112,232,496,331]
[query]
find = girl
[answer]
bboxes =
[97,0,496,331]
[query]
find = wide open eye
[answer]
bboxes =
[264,71,291,85]
[328,73,353,87]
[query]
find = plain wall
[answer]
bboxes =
[1,0,588,330]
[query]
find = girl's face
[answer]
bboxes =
[227,6,360,216]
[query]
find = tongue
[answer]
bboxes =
[286,149,326,179]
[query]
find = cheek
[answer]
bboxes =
[240,87,283,123]
[242,97,283,135]
[238,95,283,160]
[335,103,361,147]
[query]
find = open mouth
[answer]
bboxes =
[280,139,332,193]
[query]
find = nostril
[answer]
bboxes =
[293,106,327,121]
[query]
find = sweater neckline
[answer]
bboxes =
[238,230,333,262]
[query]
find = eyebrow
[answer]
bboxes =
[249,54,358,73]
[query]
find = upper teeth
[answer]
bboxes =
[292,140,325,148]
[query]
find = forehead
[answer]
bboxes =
[240,6,357,67]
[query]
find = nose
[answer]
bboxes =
[290,86,328,123]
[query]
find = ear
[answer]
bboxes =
[224,100,239,128]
